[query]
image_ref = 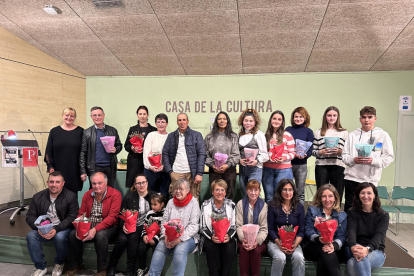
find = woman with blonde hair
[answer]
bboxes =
[286,107,314,203]
[303,184,347,276]
[237,108,269,196]
[45,107,84,193]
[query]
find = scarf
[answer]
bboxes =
[242,196,265,225]
[173,193,193,207]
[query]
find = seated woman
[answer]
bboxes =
[346,182,389,276]
[267,178,305,276]
[303,184,347,276]
[200,179,237,276]
[107,174,154,276]
[148,178,200,276]
[236,179,268,276]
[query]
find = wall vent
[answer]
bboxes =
[92,0,125,8]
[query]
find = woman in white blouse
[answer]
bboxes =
[237,108,269,196]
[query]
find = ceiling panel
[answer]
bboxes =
[104,37,175,56]
[244,65,306,74]
[65,0,153,17]
[41,40,114,58]
[180,54,242,69]
[118,55,184,75]
[18,18,99,42]
[149,0,237,13]
[238,0,328,9]
[239,5,327,33]
[0,0,78,20]
[158,11,239,36]
[185,66,243,75]
[63,56,132,76]
[84,15,165,39]
[243,51,309,68]
[170,35,241,55]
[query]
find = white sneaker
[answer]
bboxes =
[52,264,64,276]
[31,268,47,276]
[137,267,148,276]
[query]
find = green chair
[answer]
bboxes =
[392,186,414,236]
[377,186,399,235]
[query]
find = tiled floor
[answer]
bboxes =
[386,223,414,258]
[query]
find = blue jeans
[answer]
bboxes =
[346,248,386,276]
[26,228,72,270]
[144,168,171,198]
[267,241,305,276]
[149,238,196,276]
[262,167,293,202]
[239,166,263,196]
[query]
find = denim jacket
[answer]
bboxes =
[303,205,347,249]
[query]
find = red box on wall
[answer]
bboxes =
[23,148,38,167]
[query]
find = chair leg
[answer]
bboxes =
[396,211,399,236]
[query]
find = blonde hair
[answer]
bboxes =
[62,107,77,118]
[311,184,341,213]
[211,179,228,193]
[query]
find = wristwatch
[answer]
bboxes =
[366,246,371,252]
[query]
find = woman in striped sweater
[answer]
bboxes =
[262,111,296,202]
[313,106,348,203]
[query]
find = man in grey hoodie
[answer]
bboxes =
[342,106,395,212]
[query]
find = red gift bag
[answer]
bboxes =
[270,144,284,161]
[119,209,138,233]
[73,215,91,239]
[314,218,337,243]
[211,217,230,243]
[164,219,184,242]
[148,152,162,167]
[278,225,299,249]
[145,222,161,241]
[129,134,144,150]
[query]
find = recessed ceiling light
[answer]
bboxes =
[43,5,62,15]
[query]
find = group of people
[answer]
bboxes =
[25,104,394,276]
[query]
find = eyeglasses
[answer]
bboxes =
[91,114,103,118]
[175,187,188,192]
[282,188,294,193]
[134,180,148,186]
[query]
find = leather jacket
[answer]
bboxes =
[79,124,122,176]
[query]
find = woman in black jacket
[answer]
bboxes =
[125,106,157,188]
[346,182,389,276]
[107,174,154,276]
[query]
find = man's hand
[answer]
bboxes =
[194,175,202,185]
[38,229,57,240]
[109,147,116,154]
[48,168,55,174]
[81,174,87,182]
[82,228,97,242]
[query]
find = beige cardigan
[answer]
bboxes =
[236,199,268,245]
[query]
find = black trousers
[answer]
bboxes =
[208,167,237,201]
[303,242,344,276]
[89,166,116,189]
[203,238,236,276]
[344,179,360,212]
[315,165,345,203]
[108,225,149,272]
[66,226,117,271]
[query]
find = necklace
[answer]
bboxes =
[282,205,291,214]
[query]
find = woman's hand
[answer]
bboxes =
[212,165,221,174]
[296,154,306,159]
[166,237,181,249]
[247,160,258,167]
[322,243,335,254]
[329,148,340,155]
[275,157,285,163]
[131,146,143,154]
[149,239,156,246]
[351,245,368,261]
[150,165,163,173]
[143,235,149,244]
[223,234,230,243]
[218,164,229,173]
[275,239,289,254]
[212,234,220,244]
[319,236,330,245]
[242,238,251,251]
[123,225,129,234]
[240,159,247,166]
[319,148,329,156]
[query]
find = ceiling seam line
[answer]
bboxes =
[303,0,331,72]
[63,0,134,75]
[146,0,187,75]
[0,11,69,66]
[0,57,86,79]
[369,15,414,71]
[236,0,245,74]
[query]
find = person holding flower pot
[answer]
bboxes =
[267,178,305,276]
[107,174,154,276]
[143,113,170,198]
[125,106,157,188]
[236,179,268,276]
[303,184,347,276]
[148,178,200,276]
[200,179,237,276]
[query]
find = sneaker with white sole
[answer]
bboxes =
[31,268,47,276]
[137,267,148,276]
[52,264,64,276]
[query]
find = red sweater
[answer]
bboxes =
[78,186,122,232]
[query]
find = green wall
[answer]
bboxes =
[86,71,414,187]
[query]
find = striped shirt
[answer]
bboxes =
[312,128,348,167]
[264,131,296,169]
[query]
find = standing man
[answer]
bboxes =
[162,113,206,200]
[64,172,122,276]
[80,106,122,188]
[26,171,79,276]
[342,106,395,212]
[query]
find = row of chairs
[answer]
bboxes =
[377,186,414,235]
